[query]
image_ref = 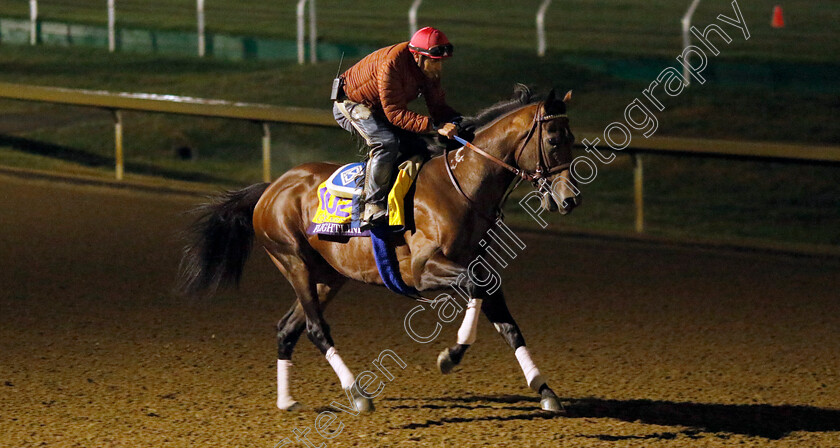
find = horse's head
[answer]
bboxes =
[458,85,581,216]
[512,89,580,215]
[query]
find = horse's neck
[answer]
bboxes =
[453,112,526,210]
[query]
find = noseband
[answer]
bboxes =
[444,102,572,210]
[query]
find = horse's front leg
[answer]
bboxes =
[481,290,562,411]
[413,250,482,375]
[436,297,482,374]
[418,250,559,410]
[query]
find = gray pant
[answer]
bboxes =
[333,101,400,208]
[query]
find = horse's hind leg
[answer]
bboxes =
[270,254,349,411]
[271,252,372,412]
[275,302,305,410]
[481,290,562,412]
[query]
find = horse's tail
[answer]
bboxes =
[176,182,270,298]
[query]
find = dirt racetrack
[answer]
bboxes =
[1,172,839,448]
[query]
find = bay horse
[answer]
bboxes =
[178,86,580,412]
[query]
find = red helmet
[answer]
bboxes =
[408,26,453,59]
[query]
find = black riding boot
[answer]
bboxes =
[361,150,397,227]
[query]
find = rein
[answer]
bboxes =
[444,103,572,212]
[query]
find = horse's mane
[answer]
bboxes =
[460,84,542,131]
[421,84,544,158]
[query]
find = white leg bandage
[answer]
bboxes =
[456,299,483,345]
[514,346,545,391]
[277,359,297,409]
[325,347,355,389]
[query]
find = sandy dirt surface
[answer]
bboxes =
[1,173,838,448]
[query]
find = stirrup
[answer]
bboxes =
[360,207,388,230]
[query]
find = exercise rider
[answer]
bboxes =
[332,26,461,228]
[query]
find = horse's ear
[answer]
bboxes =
[545,88,557,105]
[513,83,531,103]
[563,90,573,103]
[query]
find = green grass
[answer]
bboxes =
[2,0,838,62]
[0,2,838,246]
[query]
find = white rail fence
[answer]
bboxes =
[536,0,552,57]
[296,0,317,64]
[681,0,703,85]
[28,0,36,44]
[18,0,717,59]
[408,0,422,37]
[15,0,564,57]
[197,0,206,57]
[107,0,116,52]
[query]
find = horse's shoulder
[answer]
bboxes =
[416,154,444,181]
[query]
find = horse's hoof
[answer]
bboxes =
[437,348,455,374]
[539,386,564,412]
[349,386,375,413]
[278,401,303,412]
[540,396,563,412]
[354,395,375,413]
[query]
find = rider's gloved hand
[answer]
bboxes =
[437,122,458,139]
[457,121,475,143]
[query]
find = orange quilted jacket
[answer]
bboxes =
[341,42,459,134]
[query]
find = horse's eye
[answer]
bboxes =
[548,137,558,146]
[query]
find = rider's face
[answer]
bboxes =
[415,55,442,81]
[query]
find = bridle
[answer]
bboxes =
[444,102,572,213]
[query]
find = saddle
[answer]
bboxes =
[306,156,424,240]
[324,162,364,199]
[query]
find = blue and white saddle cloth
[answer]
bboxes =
[325,162,364,198]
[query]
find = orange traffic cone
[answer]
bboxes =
[771,5,785,28]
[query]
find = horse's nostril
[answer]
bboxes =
[562,197,579,210]
[542,194,558,212]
